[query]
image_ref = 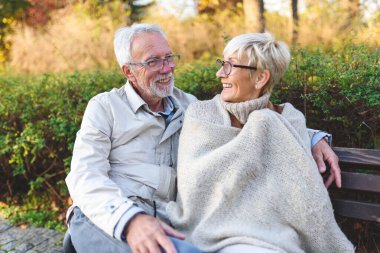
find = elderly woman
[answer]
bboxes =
[167,33,354,253]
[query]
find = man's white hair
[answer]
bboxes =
[114,23,167,68]
[224,32,290,94]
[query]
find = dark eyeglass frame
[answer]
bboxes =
[126,54,180,70]
[216,59,257,76]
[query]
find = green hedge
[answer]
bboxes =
[0,44,379,217]
[176,45,379,149]
[0,69,123,208]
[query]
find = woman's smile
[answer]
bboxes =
[222,83,232,88]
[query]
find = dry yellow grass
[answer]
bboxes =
[7,3,379,73]
[144,11,246,62]
[9,6,121,73]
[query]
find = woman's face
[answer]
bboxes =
[216,53,261,103]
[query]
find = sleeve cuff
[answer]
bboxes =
[114,205,145,241]
[311,131,332,147]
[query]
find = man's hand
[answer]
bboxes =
[312,139,342,188]
[125,213,185,253]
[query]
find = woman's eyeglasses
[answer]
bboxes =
[216,59,257,77]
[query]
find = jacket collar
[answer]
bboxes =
[124,81,147,113]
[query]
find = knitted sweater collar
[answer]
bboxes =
[220,93,270,124]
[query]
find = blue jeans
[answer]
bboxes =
[69,207,202,253]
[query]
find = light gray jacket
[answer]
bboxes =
[66,82,196,238]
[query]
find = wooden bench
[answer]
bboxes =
[63,147,379,253]
[330,147,380,222]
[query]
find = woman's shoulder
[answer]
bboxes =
[187,95,218,111]
[185,95,226,124]
[280,102,306,123]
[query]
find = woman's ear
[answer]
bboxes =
[255,70,270,90]
[122,65,137,83]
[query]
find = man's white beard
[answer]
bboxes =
[148,74,174,98]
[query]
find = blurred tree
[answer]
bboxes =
[0,0,29,63]
[340,0,361,31]
[291,0,298,44]
[84,0,153,23]
[25,0,66,27]
[128,0,155,22]
[302,0,373,45]
[198,0,242,14]
[243,0,265,32]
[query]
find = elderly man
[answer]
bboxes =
[65,23,341,253]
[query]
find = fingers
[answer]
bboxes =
[144,239,164,253]
[160,221,185,240]
[312,139,342,188]
[323,157,342,188]
[315,154,326,173]
[129,236,162,253]
[136,243,160,253]
[312,140,327,173]
[156,233,178,253]
[332,168,342,188]
[324,173,335,188]
[313,150,326,174]
[125,214,178,253]
[133,241,165,253]
[328,155,342,188]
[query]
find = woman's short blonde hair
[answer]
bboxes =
[223,32,290,94]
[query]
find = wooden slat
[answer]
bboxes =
[340,172,380,193]
[332,199,380,222]
[333,147,380,168]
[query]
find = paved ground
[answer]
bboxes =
[0,217,64,253]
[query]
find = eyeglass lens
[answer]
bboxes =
[216,59,232,76]
[223,61,232,75]
[151,55,179,70]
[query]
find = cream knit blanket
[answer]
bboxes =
[167,95,354,253]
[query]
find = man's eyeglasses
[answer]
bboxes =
[216,59,257,77]
[127,55,180,71]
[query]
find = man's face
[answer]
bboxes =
[127,32,175,101]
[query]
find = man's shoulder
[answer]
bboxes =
[90,86,125,105]
[92,86,121,99]
[82,86,129,120]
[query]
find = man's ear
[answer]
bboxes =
[256,70,270,90]
[122,65,137,83]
